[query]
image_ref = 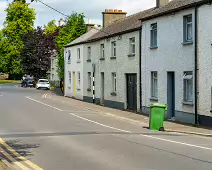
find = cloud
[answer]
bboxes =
[0,0,156,28]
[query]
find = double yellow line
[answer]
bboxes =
[0,138,43,170]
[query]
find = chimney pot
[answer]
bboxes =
[118,10,122,12]
[114,9,118,12]
[105,9,109,12]
[109,9,113,12]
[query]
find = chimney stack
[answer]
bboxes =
[102,9,127,28]
[156,0,169,8]
[86,19,95,32]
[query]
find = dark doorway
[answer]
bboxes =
[100,72,104,105]
[127,74,137,110]
[167,72,175,118]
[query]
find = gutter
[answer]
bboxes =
[194,5,198,125]
[139,28,142,111]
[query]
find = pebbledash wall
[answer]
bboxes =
[64,44,84,100]
[83,31,141,111]
[198,3,212,126]
[141,8,196,124]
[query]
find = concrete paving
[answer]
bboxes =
[0,84,212,170]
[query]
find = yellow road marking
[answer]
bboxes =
[0,146,28,170]
[0,138,43,170]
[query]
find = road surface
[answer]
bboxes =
[0,83,212,170]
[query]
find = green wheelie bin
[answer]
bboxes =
[149,104,168,131]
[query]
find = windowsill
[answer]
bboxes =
[128,54,135,57]
[77,88,81,91]
[149,46,158,49]
[87,88,91,92]
[76,60,81,63]
[150,97,158,101]
[68,86,71,89]
[182,101,194,106]
[110,57,116,60]
[100,58,105,61]
[87,59,91,62]
[111,92,117,96]
[182,41,193,45]
[67,61,71,64]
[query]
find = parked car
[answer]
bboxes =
[36,79,50,90]
[21,79,36,88]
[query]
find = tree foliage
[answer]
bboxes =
[21,27,58,79]
[0,0,36,76]
[55,13,86,79]
[44,20,58,36]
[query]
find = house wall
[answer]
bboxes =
[198,4,212,126]
[64,44,84,100]
[141,8,195,124]
[83,31,140,111]
[50,56,60,81]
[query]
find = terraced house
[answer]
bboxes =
[141,0,212,126]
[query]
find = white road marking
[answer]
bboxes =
[25,96,63,111]
[24,97,212,151]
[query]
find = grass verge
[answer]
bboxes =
[0,80,21,84]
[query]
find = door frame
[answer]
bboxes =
[167,72,175,118]
[126,73,137,111]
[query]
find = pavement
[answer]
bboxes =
[0,83,212,170]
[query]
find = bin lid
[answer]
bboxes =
[150,103,167,108]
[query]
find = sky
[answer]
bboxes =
[0,0,156,29]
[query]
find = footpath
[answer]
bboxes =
[51,88,212,137]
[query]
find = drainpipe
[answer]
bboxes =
[194,5,198,125]
[139,27,142,112]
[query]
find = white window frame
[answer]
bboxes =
[68,71,72,88]
[77,72,80,89]
[183,71,193,102]
[111,42,116,57]
[87,47,91,60]
[100,44,105,58]
[67,50,71,63]
[88,72,91,89]
[112,73,117,92]
[151,72,158,98]
[129,37,135,55]
[150,23,157,48]
[77,48,80,61]
[184,15,193,42]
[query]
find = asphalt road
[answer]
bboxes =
[0,83,212,170]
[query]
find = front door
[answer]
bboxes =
[100,72,104,105]
[73,72,77,97]
[127,74,137,110]
[167,72,175,118]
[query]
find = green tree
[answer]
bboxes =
[1,0,36,77]
[56,13,86,79]
[44,20,58,36]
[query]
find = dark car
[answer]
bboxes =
[21,79,36,88]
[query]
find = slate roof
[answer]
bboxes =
[87,8,155,42]
[65,29,99,47]
[139,0,210,21]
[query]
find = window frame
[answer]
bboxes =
[129,37,135,55]
[88,72,92,89]
[183,14,193,43]
[183,71,193,103]
[112,72,117,93]
[150,23,158,48]
[111,41,116,57]
[87,46,91,60]
[77,48,80,61]
[151,72,158,98]
[68,71,72,88]
[67,50,71,63]
[77,72,80,89]
[100,44,105,59]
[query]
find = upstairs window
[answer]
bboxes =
[67,50,71,63]
[77,48,80,61]
[111,42,116,57]
[87,47,91,60]
[184,15,193,42]
[129,37,135,55]
[150,23,157,48]
[100,44,105,59]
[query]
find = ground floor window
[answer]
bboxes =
[77,72,80,89]
[151,72,158,98]
[68,72,71,87]
[88,72,91,89]
[112,73,117,92]
[183,71,193,102]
